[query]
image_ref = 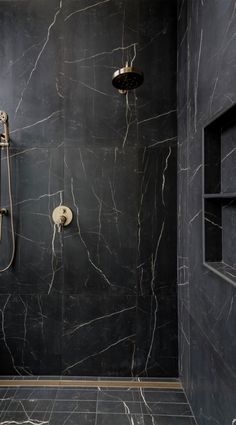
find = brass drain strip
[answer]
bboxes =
[0,380,182,389]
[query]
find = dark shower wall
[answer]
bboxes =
[0,0,177,376]
[178,0,236,424]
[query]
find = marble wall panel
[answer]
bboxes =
[178,0,236,423]
[0,0,177,377]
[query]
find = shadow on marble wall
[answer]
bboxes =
[178,0,236,423]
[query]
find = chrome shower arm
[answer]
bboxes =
[0,111,9,146]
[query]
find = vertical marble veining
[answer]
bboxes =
[0,0,177,377]
[178,0,236,423]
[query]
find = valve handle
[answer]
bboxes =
[52,206,73,233]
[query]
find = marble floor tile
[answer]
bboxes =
[0,384,197,424]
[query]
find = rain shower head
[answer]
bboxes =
[112,62,144,93]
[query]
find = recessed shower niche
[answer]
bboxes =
[203,104,236,286]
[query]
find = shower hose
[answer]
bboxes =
[0,145,15,272]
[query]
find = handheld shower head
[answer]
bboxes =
[112,62,144,94]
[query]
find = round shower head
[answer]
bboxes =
[112,64,144,92]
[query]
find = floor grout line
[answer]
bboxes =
[0,411,195,418]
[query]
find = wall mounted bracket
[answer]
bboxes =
[0,208,7,241]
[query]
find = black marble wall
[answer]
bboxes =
[0,0,177,377]
[178,0,236,424]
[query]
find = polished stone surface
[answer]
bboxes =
[177,0,236,424]
[0,385,196,425]
[0,0,177,377]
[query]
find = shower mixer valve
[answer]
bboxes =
[52,206,73,232]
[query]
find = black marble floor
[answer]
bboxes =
[0,384,197,425]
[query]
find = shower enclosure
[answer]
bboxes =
[1,0,235,424]
[0,0,177,378]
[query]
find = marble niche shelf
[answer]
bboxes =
[203,104,236,287]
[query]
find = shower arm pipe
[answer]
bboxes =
[0,111,10,147]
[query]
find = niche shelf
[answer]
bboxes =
[203,104,236,287]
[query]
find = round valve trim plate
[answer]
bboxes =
[52,205,73,227]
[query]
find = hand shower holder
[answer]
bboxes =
[0,111,10,148]
[0,208,8,241]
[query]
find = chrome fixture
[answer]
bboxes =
[0,111,15,272]
[112,61,144,95]
[52,206,73,232]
